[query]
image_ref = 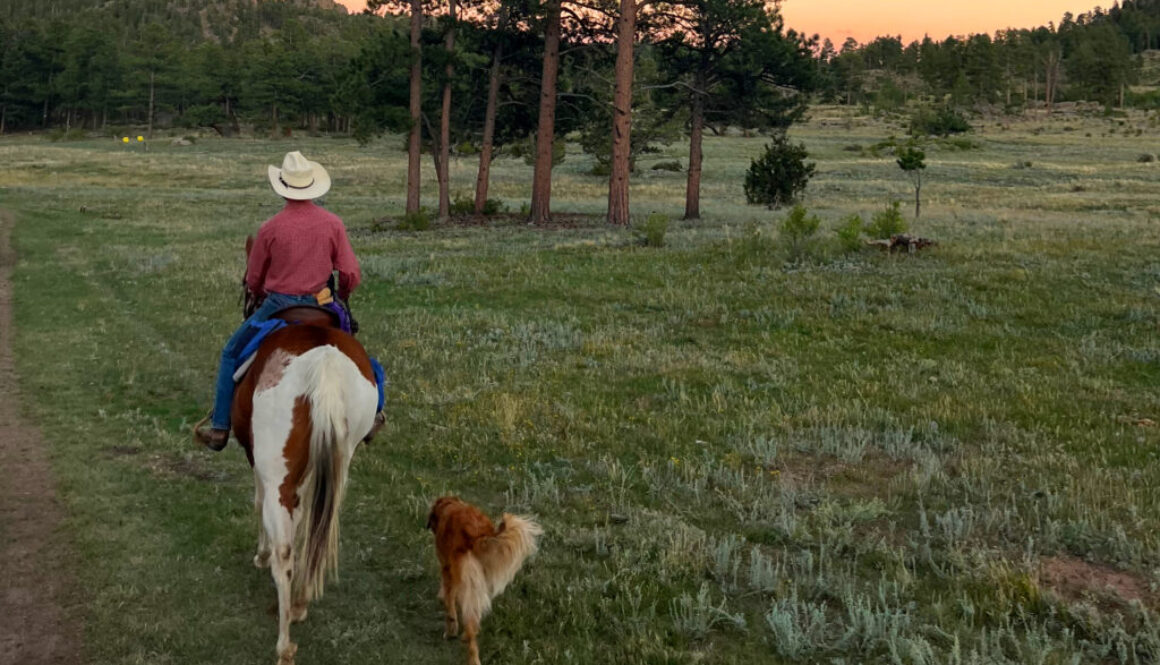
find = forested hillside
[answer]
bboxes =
[6,0,1160,140]
[0,0,367,135]
[820,0,1160,110]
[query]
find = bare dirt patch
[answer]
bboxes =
[1040,555,1156,608]
[143,452,231,483]
[0,210,83,664]
[767,451,912,499]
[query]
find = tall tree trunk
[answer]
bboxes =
[41,77,50,128]
[530,0,562,224]
[1044,50,1060,111]
[1005,63,1011,106]
[148,70,155,139]
[914,172,921,219]
[474,41,504,215]
[606,0,635,226]
[683,87,704,220]
[406,0,423,214]
[0,104,6,135]
[437,0,457,219]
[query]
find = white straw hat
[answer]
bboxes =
[267,151,331,200]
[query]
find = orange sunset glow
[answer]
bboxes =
[337,0,1102,45]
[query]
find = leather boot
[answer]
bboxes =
[193,413,230,451]
[363,411,385,444]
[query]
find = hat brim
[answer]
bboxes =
[268,162,331,200]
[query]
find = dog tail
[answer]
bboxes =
[477,514,543,598]
[458,514,543,626]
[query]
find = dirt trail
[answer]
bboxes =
[0,210,83,665]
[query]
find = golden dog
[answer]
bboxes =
[427,497,543,665]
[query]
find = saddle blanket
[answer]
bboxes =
[232,319,386,412]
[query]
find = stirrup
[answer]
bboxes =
[192,411,229,451]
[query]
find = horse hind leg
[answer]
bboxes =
[253,473,271,569]
[263,493,297,665]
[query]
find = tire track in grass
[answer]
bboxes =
[0,209,83,665]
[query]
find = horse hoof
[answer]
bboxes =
[291,604,308,623]
[254,552,271,569]
[277,642,297,665]
[443,621,459,639]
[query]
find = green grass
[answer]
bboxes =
[2,108,1160,664]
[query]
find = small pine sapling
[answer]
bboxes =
[896,144,926,219]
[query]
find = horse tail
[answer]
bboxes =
[294,346,359,604]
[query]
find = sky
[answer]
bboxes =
[336,0,1100,45]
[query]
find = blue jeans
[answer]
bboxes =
[211,292,318,430]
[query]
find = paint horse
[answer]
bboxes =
[233,243,379,665]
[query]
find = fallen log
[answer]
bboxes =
[867,233,938,253]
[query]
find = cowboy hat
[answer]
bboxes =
[267,151,331,200]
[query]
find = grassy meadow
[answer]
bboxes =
[1,107,1159,664]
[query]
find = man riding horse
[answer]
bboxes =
[194,151,382,450]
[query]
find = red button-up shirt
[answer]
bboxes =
[245,200,361,299]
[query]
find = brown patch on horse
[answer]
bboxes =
[257,349,295,393]
[279,396,313,512]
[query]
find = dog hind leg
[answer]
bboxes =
[463,620,481,665]
[441,564,460,638]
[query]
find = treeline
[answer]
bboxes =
[1,0,816,224]
[349,0,814,223]
[820,0,1160,110]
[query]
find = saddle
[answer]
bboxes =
[271,305,341,328]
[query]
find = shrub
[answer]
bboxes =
[866,201,908,239]
[779,205,820,259]
[1137,153,1155,163]
[449,195,506,216]
[480,198,506,215]
[942,137,980,151]
[49,128,88,142]
[835,214,865,253]
[744,135,815,208]
[651,160,683,172]
[398,208,432,231]
[910,106,971,137]
[450,196,475,216]
[635,213,669,247]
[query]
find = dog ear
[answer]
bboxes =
[427,496,452,531]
